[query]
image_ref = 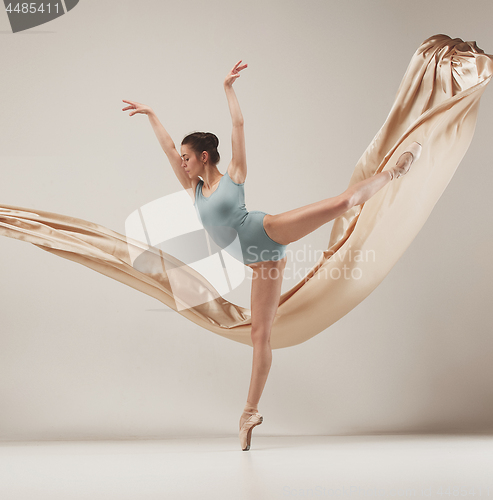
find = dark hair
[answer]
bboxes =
[181,132,220,165]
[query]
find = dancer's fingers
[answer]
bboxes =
[122,99,142,115]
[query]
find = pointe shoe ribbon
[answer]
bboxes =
[389,141,423,180]
[239,412,263,451]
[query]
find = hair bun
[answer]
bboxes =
[205,132,219,148]
[181,131,221,165]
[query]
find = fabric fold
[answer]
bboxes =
[1,34,492,348]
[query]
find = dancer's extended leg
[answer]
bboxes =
[265,152,416,245]
[263,170,391,245]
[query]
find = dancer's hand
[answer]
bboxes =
[224,60,248,88]
[122,99,153,117]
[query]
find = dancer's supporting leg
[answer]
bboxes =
[239,257,287,431]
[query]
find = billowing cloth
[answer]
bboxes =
[1,34,492,349]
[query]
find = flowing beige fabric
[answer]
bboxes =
[1,34,492,349]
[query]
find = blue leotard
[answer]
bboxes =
[193,172,287,265]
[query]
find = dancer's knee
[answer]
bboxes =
[251,327,271,346]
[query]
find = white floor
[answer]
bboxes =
[1,434,492,499]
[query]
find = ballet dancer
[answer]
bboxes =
[122,60,422,451]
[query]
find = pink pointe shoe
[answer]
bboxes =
[239,412,263,451]
[389,142,423,180]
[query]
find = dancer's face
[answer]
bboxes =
[180,145,203,177]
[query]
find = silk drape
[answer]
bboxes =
[1,34,492,349]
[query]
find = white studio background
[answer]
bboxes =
[0,0,492,440]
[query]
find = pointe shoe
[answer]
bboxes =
[239,412,263,451]
[389,141,423,180]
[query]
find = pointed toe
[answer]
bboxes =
[239,412,263,451]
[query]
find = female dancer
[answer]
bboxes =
[122,60,422,451]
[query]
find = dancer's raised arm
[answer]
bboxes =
[122,100,190,190]
[224,61,248,184]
